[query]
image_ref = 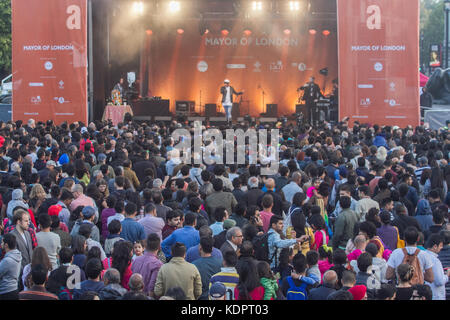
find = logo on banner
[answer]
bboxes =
[389,82,396,91]
[270,61,283,72]
[366,5,381,30]
[389,99,396,106]
[360,98,371,107]
[197,61,208,72]
[31,96,41,105]
[298,63,307,72]
[44,61,53,71]
[58,80,65,89]
[66,5,81,30]
[253,61,262,72]
[54,97,67,104]
[374,62,383,72]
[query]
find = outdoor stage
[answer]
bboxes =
[11,0,421,128]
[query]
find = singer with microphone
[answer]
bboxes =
[220,79,244,124]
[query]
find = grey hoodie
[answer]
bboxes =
[0,249,22,294]
[6,189,29,219]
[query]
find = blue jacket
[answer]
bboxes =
[267,229,297,270]
[120,218,146,243]
[161,226,200,258]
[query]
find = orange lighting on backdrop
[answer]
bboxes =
[145,20,337,116]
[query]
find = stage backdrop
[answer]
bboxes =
[144,20,337,117]
[12,0,87,124]
[337,0,420,127]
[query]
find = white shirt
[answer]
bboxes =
[425,250,448,300]
[224,86,232,105]
[387,246,434,276]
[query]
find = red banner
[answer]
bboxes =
[12,0,87,124]
[337,0,420,127]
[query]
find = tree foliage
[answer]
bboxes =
[420,0,445,73]
[0,0,11,79]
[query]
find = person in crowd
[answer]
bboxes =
[0,233,22,300]
[154,242,202,300]
[424,234,450,300]
[98,268,127,300]
[161,212,199,259]
[131,233,164,298]
[36,214,61,271]
[73,258,105,300]
[18,264,59,300]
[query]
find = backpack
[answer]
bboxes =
[286,276,308,300]
[252,233,272,263]
[57,286,73,300]
[401,248,424,285]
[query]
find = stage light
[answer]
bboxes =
[283,28,291,35]
[252,1,263,11]
[289,1,300,11]
[221,29,230,36]
[309,29,317,35]
[145,29,153,35]
[177,28,184,35]
[131,1,144,15]
[244,29,252,36]
[168,1,181,13]
[322,30,330,36]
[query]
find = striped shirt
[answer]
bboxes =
[209,267,239,300]
[415,166,430,181]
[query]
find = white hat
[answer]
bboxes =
[224,79,230,83]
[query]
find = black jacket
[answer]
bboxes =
[257,190,284,216]
[243,188,265,208]
[308,284,337,300]
[392,215,422,239]
[220,86,242,103]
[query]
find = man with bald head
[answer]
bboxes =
[308,270,338,300]
[257,178,284,217]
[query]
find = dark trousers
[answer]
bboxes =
[0,289,19,300]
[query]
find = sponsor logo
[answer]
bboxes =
[298,63,307,72]
[58,80,65,89]
[197,61,208,72]
[389,82,395,91]
[270,61,282,72]
[253,61,262,72]
[360,98,371,106]
[366,5,381,30]
[44,61,53,71]
[31,96,41,104]
[374,62,383,72]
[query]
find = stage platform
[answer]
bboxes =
[131,114,280,126]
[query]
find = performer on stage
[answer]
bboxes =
[329,79,339,122]
[299,76,322,125]
[114,78,125,97]
[220,79,243,123]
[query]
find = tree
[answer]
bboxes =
[0,0,11,79]
[420,0,444,74]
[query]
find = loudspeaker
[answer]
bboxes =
[176,101,195,114]
[205,104,217,117]
[296,104,310,121]
[266,104,278,117]
[232,102,240,119]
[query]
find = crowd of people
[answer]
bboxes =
[0,116,448,300]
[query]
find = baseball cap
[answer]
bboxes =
[209,282,226,299]
[82,206,95,219]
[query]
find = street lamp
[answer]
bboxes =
[444,0,450,69]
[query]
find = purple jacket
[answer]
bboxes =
[131,251,163,295]
[377,225,397,251]
[101,208,116,241]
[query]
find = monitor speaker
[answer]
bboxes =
[266,104,278,117]
[205,104,217,117]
